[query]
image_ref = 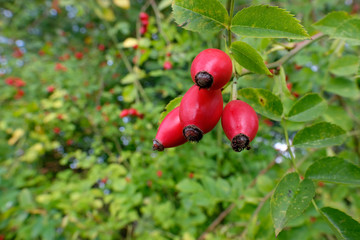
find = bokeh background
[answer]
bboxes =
[1,0,359,239]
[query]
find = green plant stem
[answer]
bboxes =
[282,119,300,175]
[150,0,170,45]
[282,119,324,219]
[103,19,150,103]
[238,33,327,77]
[226,0,237,101]
[227,0,235,46]
[198,158,277,240]
[232,80,237,100]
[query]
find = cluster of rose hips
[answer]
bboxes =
[120,108,144,119]
[5,77,26,99]
[153,49,259,152]
[139,12,149,35]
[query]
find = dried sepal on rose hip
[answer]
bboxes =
[221,100,258,152]
[179,85,223,142]
[153,107,187,151]
[190,48,232,90]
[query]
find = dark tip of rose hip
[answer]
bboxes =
[183,125,203,142]
[195,71,214,89]
[152,139,164,151]
[231,133,250,152]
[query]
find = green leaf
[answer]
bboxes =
[313,11,351,35]
[238,88,283,121]
[273,66,291,99]
[321,207,360,240]
[306,157,360,185]
[325,77,360,99]
[231,5,309,39]
[230,41,271,75]
[287,93,327,122]
[323,106,353,131]
[329,55,360,76]
[159,96,182,124]
[334,18,360,44]
[172,0,229,33]
[271,172,315,236]
[293,122,346,148]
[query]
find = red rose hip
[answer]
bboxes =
[221,100,258,152]
[153,107,187,151]
[180,85,223,142]
[191,48,232,90]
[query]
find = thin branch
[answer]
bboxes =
[238,33,327,77]
[239,190,274,238]
[149,0,170,45]
[197,159,277,240]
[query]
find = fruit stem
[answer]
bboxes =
[231,80,237,100]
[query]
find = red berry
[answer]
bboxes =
[53,127,61,134]
[98,44,105,51]
[140,25,147,35]
[55,63,67,71]
[221,100,258,152]
[180,85,223,142]
[133,44,138,50]
[5,77,15,86]
[14,89,25,99]
[120,109,130,118]
[101,177,108,184]
[66,139,73,145]
[163,61,172,70]
[128,108,137,116]
[287,83,293,92]
[139,12,149,21]
[13,78,26,88]
[157,170,162,178]
[47,85,55,93]
[189,172,194,179]
[293,92,300,98]
[166,52,171,57]
[74,52,83,60]
[12,48,23,58]
[96,105,102,111]
[153,107,187,151]
[190,49,232,90]
[57,114,63,120]
[38,50,45,56]
[318,181,325,187]
[141,19,149,26]
[263,118,273,127]
[294,64,303,70]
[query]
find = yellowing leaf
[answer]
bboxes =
[123,38,138,48]
[44,113,57,123]
[113,0,130,9]
[95,8,116,22]
[97,0,111,8]
[8,128,25,145]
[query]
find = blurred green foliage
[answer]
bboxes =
[0,0,359,239]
